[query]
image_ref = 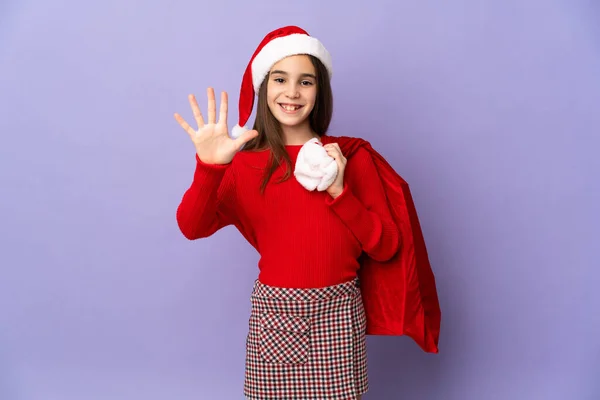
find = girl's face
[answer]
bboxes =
[266,55,317,130]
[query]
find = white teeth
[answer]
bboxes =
[281,104,301,111]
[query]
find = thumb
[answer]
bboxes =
[234,129,259,148]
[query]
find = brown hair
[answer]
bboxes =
[241,55,333,194]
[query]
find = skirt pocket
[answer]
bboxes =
[259,312,311,364]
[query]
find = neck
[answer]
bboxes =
[281,121,319,145]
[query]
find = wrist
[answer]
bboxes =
[327,183,346,200]
[196,152,231,166]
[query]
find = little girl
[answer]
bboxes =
[174,26,440,400]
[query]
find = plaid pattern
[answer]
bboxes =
[244,279,368,399]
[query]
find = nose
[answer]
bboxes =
[285,82,300,99]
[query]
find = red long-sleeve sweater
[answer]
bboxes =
[176,136,400,288]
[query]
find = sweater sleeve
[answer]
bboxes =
[176,154,238,240]
[325,147,400,261]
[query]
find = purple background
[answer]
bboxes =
[1,0,599,399]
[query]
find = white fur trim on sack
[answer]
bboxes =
[293,138,338,191]
[251,34,333,91]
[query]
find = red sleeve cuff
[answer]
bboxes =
[326,183,378,240]
[193,154,230,188]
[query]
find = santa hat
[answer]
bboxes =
[231,26,333,139]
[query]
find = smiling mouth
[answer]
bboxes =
[279,103,304,112]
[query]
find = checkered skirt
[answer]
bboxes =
[244,278,368,399]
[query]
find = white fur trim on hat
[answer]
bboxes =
[231,124,249,139]
[251,34,333,92]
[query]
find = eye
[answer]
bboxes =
[273,77,285,83]
[301,80,314,86]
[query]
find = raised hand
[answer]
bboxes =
[174,87,258,165]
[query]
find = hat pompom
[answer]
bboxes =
[231,124,249,139]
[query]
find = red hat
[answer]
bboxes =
[231,26,333,139]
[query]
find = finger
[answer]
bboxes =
[174,113,196,138]
[234,129,259,148]
[325,147,340,157]
[326,147,345,165]
[218,91,228,125]
[188,94,205,128]
[207,87,216,124]
[327,145,345,161]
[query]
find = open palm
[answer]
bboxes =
[174,87,258,164]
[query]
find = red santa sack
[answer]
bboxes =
[332,135,441,354]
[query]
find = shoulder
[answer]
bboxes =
[323,136,375,177]
[322,134,372,154]
[322,135,372,160]
[347,147,374,171]
[321,134,367,145]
